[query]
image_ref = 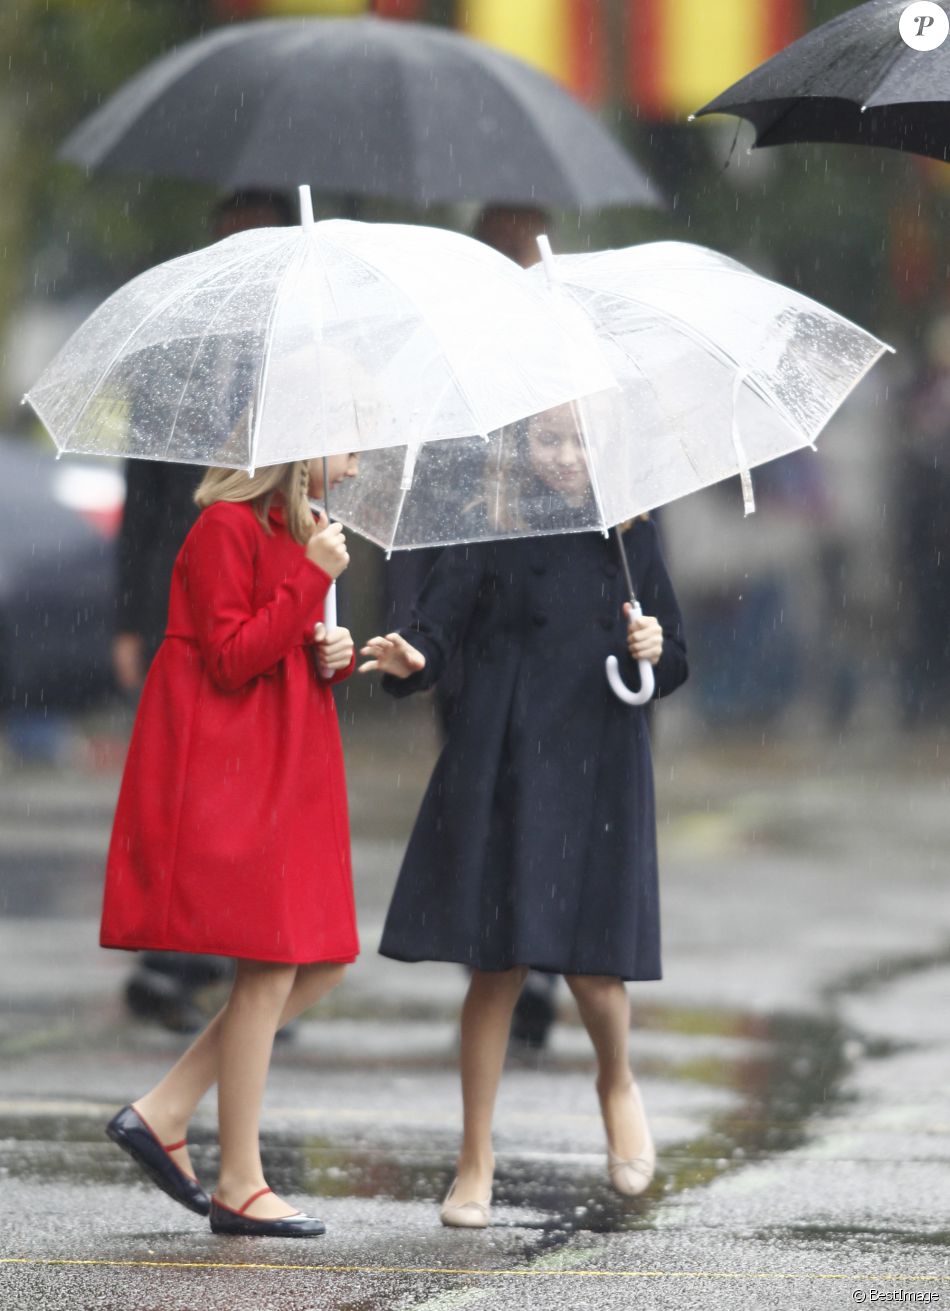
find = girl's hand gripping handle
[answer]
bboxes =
[307,511,347,675]
[606,602,655,707]
[306,513,349,579]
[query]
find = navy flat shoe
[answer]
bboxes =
[106,1104,210,1216]
[210,1187,326,1237]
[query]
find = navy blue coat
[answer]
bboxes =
[380,517,688,981]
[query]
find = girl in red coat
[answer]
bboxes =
[101,455,359,1238]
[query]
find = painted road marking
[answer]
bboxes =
[1,1258,948,1281]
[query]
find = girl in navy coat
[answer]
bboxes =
[360,408,688,1226]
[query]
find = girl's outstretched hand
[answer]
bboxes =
[314,624,354,676]
[306,511,350,579]
[358,633,426,679]
[624,604,663,666]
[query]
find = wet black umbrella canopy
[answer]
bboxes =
[60,17,660,210]
[693,0,950,163]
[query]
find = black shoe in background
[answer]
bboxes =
[139,951,232,989]
[510,972,557,1050]
[273,1016,300,1045]
[124,967,206,1034]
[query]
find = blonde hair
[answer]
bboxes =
[194,460,314,545]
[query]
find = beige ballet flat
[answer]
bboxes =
[606,1082,656,1197]
[607,1143,655,1196]
[439,1178,492,1229]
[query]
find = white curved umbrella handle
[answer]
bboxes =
[605,602,655,706]
[309,483,337,675]
[315,582,337,679]
[323,582,337,632]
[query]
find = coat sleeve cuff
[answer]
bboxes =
[296,556,334,605]
[327,648,356,684]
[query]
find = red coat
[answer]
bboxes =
[101,499,359,965]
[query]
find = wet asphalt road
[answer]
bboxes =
[1,704,949,1309]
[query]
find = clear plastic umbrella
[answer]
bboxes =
[329,236,892,704]
[529,239,893,523]
[25,186,614,630]
[25,188,613,475]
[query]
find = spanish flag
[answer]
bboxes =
[627,0,802,120]
[458,0,605,105]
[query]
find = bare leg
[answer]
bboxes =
[133,961,347,1182]
[565,974,650,1163]
[452,966,529,1205]
[214,958,300,1217]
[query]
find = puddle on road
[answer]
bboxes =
[0,1001,861,1249]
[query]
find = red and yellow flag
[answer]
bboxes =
[627,0,802,120]
[458,0,606,105]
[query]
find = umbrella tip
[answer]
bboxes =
[687,112,696,123]
[536,233,558,280]
[297,184,315,230]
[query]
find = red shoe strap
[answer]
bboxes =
[132,1107,190,1162]
[238,1186,273,1215]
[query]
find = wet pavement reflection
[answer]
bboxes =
[0,999,855,1234]
[3,736,950,1307]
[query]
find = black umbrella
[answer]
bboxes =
[692,0,950,163]
[60,17,660,210]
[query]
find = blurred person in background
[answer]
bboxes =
[897,312,950,729]
[471,203,548,268]
[116,189,293,1033]
[663,451,835,735]
[382,203,561,1052]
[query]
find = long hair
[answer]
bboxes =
[478,420,532,535]
[478,422,648,536]
[194,460,314,545]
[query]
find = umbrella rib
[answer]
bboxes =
[60,24,252,165]
[552,277,724,489]
[617,341,705,484]
[569,398,611,535]
[857,37,914,109]
[461,40,649,208]
[247,237,311,474]
[385,374,458,553]
[59,239,282,452]
[599,259,889,356]
[320,236,492,439]
[594,286,800,428]
[579,314,704,485]
[388,33,447,206]
[579,287,800,512]
[752,30,898,142]
[477,59,583,207]
[606,297,889,499]
[161,256,282,464]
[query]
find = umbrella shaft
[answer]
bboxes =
[613,525,637,607]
